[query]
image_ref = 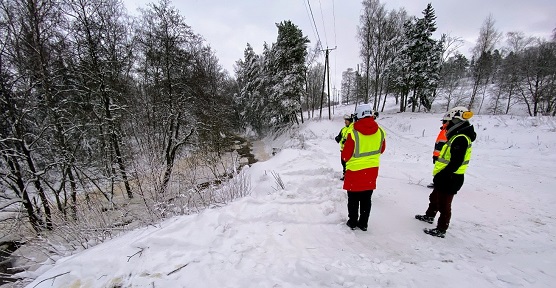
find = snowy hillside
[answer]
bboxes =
[23,104,556,288]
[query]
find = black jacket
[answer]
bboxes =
[433,121,477,194]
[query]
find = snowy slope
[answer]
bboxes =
[24,105,556,288]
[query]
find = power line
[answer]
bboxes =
[306,0,322,49]
[303,0,320,48]
[332,0,337,90]
[332,0,337,48]
[318,0,329,47]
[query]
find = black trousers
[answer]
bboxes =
[425,188,455,232]
[341,157,346,174]
[347,190,374,228]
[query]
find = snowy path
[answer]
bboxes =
[26,108,556,288]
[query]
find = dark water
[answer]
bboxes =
[0,241,22,284]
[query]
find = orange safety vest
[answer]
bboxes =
[433,125,448,157]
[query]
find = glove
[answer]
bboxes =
[432,156,438,164]
[335,135,341,143]
[341,139,346,144]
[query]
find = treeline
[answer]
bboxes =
[342,0,556,116]
[0,0,242,235]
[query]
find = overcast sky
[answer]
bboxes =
[123,0,556,89]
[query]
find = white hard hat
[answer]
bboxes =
[443,106,474,122]
[354,104,377,120]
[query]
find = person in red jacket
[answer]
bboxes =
[427,120,448,188]
[342,104,385,231]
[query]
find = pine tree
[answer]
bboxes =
[387,4,441,112]
[410,3,441,111]
[237,43,265,133]
[269,21,309,126]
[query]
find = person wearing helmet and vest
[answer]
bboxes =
[335,114,354,180]
[415,106,477,238]
[342,104,385,231]
[427,120,448,188]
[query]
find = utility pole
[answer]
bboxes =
[322,46,336,120]
[355,64,360,110]
[332,86,336,115]
[319,54,327,119]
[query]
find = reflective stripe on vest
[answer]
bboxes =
[433,134,472,175]
[346,127,385,172]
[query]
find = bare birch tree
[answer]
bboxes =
[468,14,502,109]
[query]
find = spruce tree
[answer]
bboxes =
[269,21,309,126]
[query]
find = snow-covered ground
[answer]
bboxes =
[23,104,556,288]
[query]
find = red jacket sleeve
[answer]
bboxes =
[381,139,386,153]
[341,134,354,162]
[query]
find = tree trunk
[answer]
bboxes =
[411,89,417,112]
[5,156,44,232]
[469,74,483,109]
[399,91,405,112]
[381,90,388,112]
[505,88,513,114]
[21,142,52,230]
[305,72,310,119]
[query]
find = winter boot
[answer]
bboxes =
[426,183,434,189]
[423,228,445,238]
[415,215,434,224]
[346,221,357,230]
[357,224,367,231]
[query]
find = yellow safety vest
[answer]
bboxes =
[339,123,353,151]
[346,127,385,172]
[433,134,472,175]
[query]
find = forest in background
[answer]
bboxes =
[340,0,556,116]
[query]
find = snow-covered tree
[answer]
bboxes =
[469,14,502,109]
[357,0,405,109]
[236,43,266,132]
[409,3,442,111]
[341,68,357,105]
[268,20,309,126]
[439,54,469,110]
[306,63,325,118]
[386,4,441,112]
[135,0,199,193]
[518,41,556,116]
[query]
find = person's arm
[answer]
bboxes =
[433,129,447,162]
[341,134,354,162]
[334,129,343,143]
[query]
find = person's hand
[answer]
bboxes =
[335,135,341,143]
[432,156,438,164]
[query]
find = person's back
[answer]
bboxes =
[342,116,385,191]
[342,104,385,231]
